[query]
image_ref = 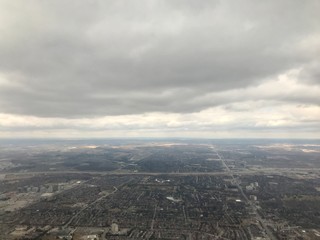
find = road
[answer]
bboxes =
[4,166,319,180]
[63,186,118,228]
[150,204,157,230]
[214,148,277,240]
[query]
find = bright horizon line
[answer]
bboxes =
[0,137,319,140]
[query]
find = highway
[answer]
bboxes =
[214,148,277,240]
[3,166,319,180]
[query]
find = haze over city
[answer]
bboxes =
[0,0,319,139]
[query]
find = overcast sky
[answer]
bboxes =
[0,0,319,138]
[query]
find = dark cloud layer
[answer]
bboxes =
[0,0,319,117]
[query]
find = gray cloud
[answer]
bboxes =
[0,0,319,118]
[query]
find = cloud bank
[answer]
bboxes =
[0,0,319,138]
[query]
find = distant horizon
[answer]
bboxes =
[0,137,319,141]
